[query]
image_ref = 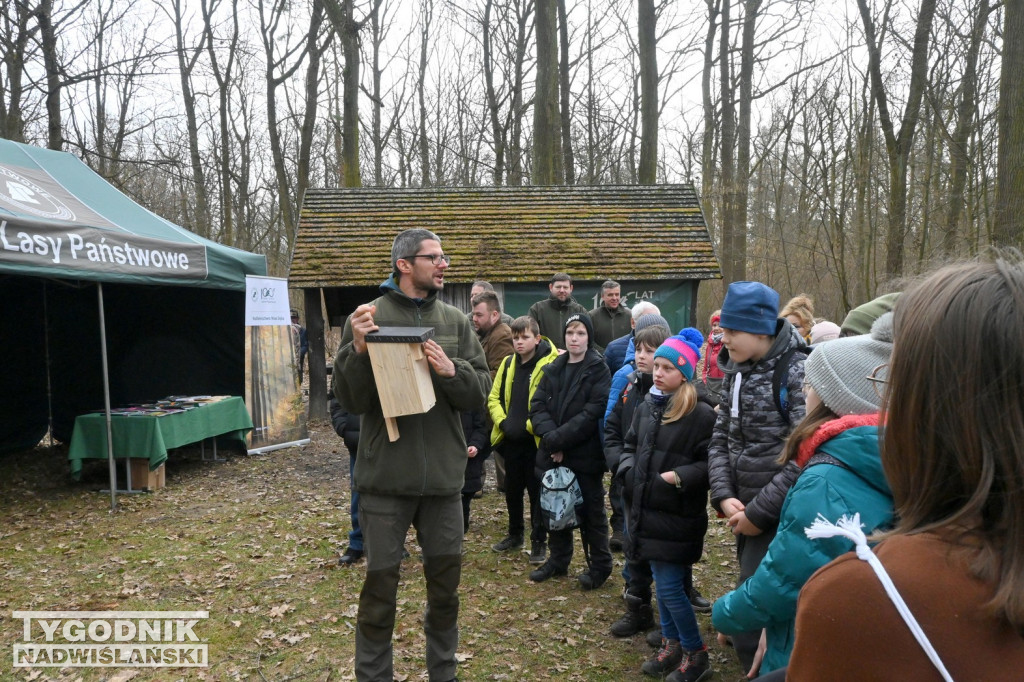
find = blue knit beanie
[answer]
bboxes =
[720,281,780,336]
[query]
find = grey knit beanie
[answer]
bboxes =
[805,312,894,415]
[635,313,670,333]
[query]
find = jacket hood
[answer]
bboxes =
[717,317,805,375]
[798,416,890,497]
[379,274,437,307]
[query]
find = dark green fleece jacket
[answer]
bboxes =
[333,276,491,496]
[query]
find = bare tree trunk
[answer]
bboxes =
[942,0,990,255]
[296,0,325,215]
[557,0,575,184]
[508,0,531,186]
[201,0,240,244]
[169,0,211,238]
[701,0,720,229]
[719,0,739,284]
[482,0,505,186]
[638,0,657,184]
[731,0,760,282]
[36,0,63,150]
[323,0,364,187]
[417,0,432,186]
[857,0,937,278]
[995,0,1024,247]
[0,0,33,142]
[533,0,562,184]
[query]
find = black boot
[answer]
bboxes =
[610,592,655,637]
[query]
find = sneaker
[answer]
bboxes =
[664,645,712,682]
[609,529,624,552]
[577,569,609,591]
[529,562,568,583]
[338,547,363,565]
[641,638,682,676]
[491,535,523,552]
[646,628,663,648]
[529,542,547,565]
[689,587,712,614]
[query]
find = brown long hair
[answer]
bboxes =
[883,251,1024,630]
[778,401,838,465]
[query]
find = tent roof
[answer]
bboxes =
[290,184,720,288]
[0,140,266,289]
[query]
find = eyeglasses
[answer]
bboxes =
[403,253,451,266]
[866,363,889,399]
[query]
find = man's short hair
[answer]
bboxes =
[632,301,660,320]
[602,280,620,291]
[471,291,501,313]
[551,272,572,284]
[391,228,440,272]
[635,325,670,350]
[510,315,540,337]
[472,280,495,292]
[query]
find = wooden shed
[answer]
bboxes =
[289,184,721,416]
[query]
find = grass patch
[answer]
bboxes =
[1,423,747,681]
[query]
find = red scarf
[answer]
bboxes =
[794,412,882,468]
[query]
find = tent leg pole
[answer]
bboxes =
[98,283,117,512]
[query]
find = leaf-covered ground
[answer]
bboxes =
[0,421,747,681]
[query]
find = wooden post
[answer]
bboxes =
[364,327,436,441]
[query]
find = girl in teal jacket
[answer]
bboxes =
[712,313,895,676]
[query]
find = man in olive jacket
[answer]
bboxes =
[528,272,588,349]
[333,228,491,682]
[588,279,631,350]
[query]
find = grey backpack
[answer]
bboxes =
[540,466,585,531]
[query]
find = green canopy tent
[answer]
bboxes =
[0,140,267,503]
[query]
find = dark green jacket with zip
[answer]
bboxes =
[333,276,491,496]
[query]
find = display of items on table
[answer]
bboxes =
[92,395,231,417]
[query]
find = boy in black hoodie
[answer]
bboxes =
[528,314,613,589]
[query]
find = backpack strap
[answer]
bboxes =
[772,346,810,424]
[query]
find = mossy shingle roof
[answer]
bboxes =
[289,184,720,288]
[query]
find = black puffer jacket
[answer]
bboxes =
[461,409,490,495]
[603,370,653,473]
[329,392,360,455]
[708,318,807,532]
[620,393,716,565]
[530,349,611,476]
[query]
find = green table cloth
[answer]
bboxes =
[68,397,253,479]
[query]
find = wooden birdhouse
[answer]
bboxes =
[364,326,437,441]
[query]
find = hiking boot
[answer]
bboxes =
[609,529,624,552]
[646,628,663,648]
[689,587,712,613]
[529,542,547,565]
[577,569,609,591]
[641,638,682,676]
[529,562,568,583]
[338,547,363,565]
[665,645,712,682]
[491,535,523,552]
[610,593,655,637]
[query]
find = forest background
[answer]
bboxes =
[3,0,1023,324]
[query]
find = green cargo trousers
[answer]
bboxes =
[354,492,463,682]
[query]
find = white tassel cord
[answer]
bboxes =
[805,513,955,682]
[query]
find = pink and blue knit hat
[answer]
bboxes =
[653,328,704,381]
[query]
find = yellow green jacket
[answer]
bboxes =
[487,336,559,446]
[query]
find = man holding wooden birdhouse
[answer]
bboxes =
[333,228,491,682]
